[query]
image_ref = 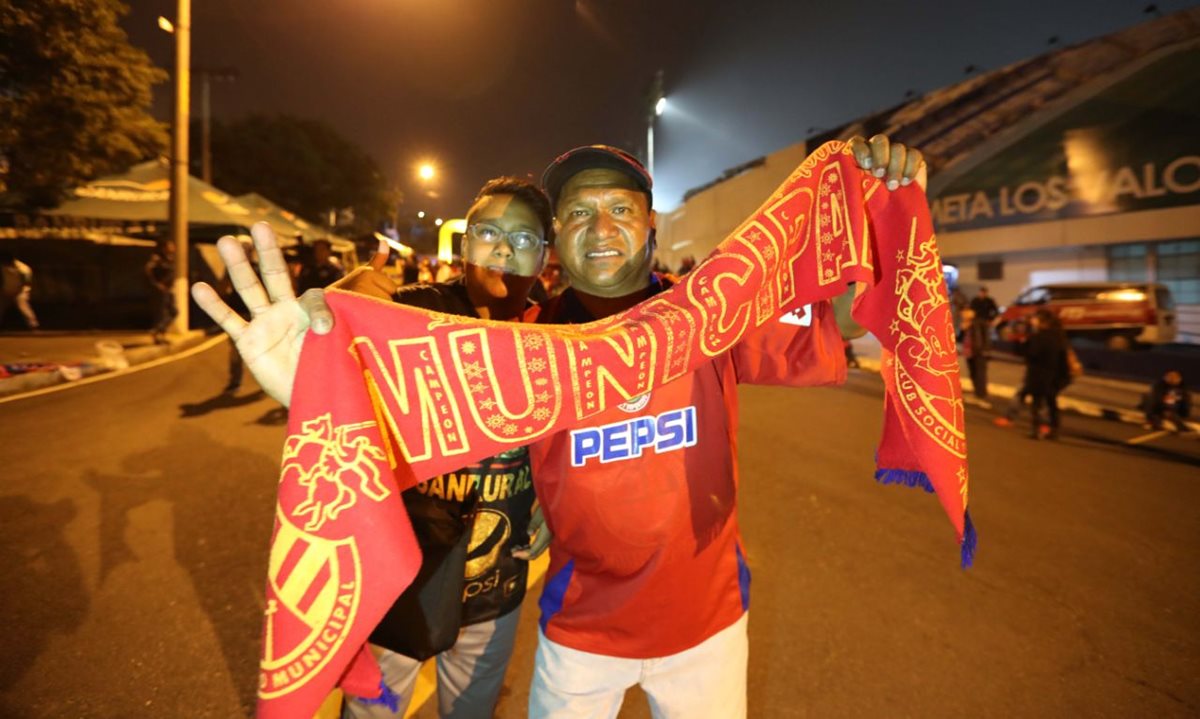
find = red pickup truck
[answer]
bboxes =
[995,282,1177,350]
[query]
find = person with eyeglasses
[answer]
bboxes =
[336,176,555,719]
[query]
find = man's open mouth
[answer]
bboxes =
[586,249,621,259]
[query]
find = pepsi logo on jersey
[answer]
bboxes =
[570,406,697,466]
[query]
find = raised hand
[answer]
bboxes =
[191,222,333,407]
[331,237,399,301]
[848,134,926,191]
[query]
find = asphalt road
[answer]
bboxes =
[2,341,1196,718]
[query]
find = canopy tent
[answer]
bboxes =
[44,159,254,226]
[236,192,356,254]
[41,160,359,272]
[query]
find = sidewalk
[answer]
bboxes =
[848,335,1199,431]
[0,329,212,398]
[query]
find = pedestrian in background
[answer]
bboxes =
[1022,308,1071,440]
[950,285,968,341]
[218,239,257,393]
[961,307,991,402]
[400,255,420,285]
[144,240,176,343]
[1142,370,1192,432]
[969,285,999,324]
[296,239,344,294]
[0,251,40,330]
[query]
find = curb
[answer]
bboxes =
[852,356,1200,432]
[0,330,212,399]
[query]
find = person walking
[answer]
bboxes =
[1021,309,1070,439]
[144,240,176,343]
[969,286,998,323]
[961,307,991,401]
[0,251,40,330]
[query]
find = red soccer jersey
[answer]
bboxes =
[531,293,846,658]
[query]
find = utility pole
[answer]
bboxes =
[201,73,210,184]
[167,0,191,335]
[193,67,237,185]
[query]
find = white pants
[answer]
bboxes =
[342,607,521,719]
[529,613,748,719]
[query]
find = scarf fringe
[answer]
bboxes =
[960,510,976,569]
[875,467,977,569]
[358,679,401,713]
[874,466,935,493]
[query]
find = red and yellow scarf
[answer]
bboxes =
[256,141,974,718]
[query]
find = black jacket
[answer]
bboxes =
[1020,328,1070,395]
[373,277,536,643]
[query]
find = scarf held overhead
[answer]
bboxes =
[256,141,974,718]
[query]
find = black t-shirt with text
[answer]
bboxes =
[384,277,536,626]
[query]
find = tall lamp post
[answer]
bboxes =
[194,67,238,185]
[160,2,190,335]
[646,70,665,177]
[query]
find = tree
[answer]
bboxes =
[0,0,168,208]
[208,114,394,234]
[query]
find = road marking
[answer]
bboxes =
[317,551,551,719]
[1127,430,1170,445]
[0,335,228,405]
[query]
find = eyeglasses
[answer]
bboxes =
[467,223,545,252]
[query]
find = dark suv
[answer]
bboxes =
[995,282,1177,350]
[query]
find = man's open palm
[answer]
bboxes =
[191,222,332,407]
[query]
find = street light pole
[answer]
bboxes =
[193,67,237,186]
[200,72,210,184]
[168,0,191,335]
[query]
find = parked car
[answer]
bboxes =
[995,282,1177,350]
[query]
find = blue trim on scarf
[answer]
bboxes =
[538,559,575,633]
[960,509,977,569]
[356,678,401,713]
[875,467,978,569]
[734,542,751,611]
[874,466,935,493]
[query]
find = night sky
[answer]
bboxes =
[123,0,1198,220]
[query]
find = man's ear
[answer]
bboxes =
[648,209,658,250]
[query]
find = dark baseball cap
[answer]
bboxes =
[541,145,653,210]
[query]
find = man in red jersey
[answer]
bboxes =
[522,139,922,717]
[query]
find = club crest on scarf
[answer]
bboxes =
[890,220,967,462]
[283,415,392,531]
[259,415,390,699]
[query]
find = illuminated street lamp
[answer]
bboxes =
[417,210,426,219]
[418,163,436,182]
[646,69,665,177]
[434,218,444,226]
